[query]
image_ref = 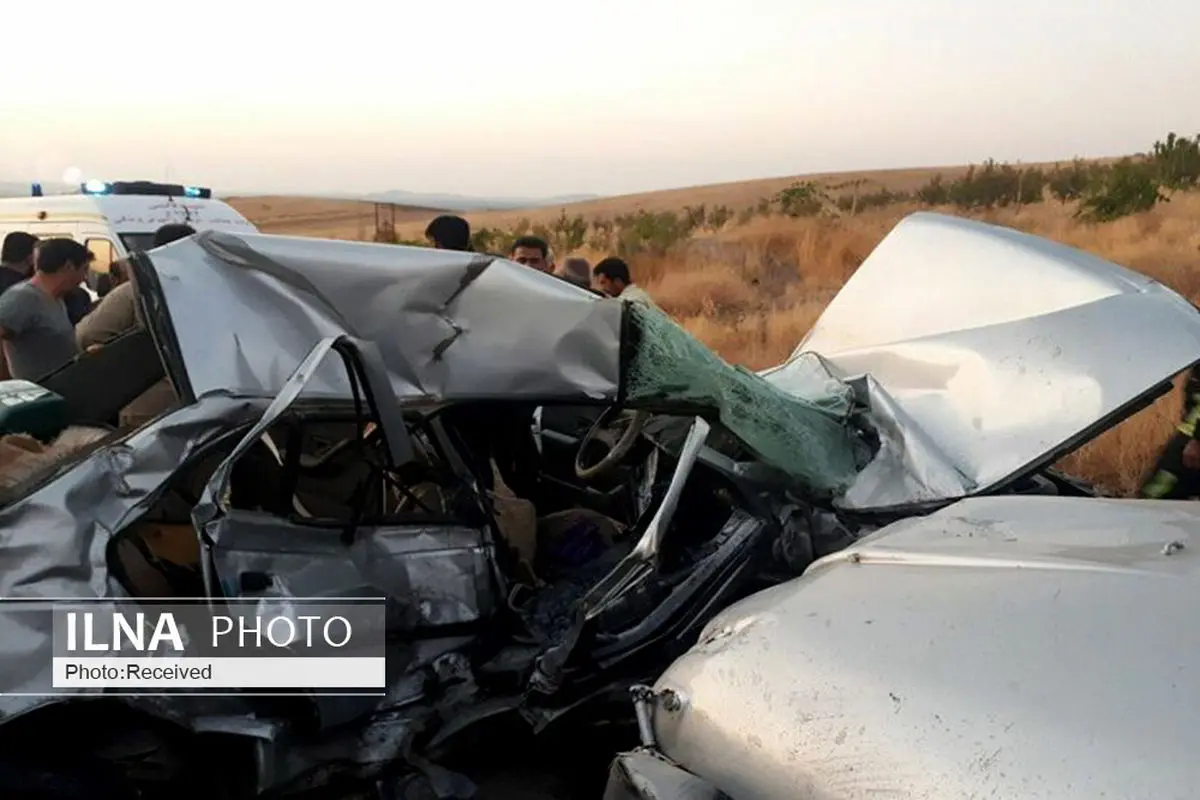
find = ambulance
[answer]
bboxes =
[0,179,259,295]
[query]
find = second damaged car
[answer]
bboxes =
[1,211,1198,798]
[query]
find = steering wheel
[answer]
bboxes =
[575,406,650,481]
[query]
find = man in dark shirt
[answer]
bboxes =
[16,237,93,324]
[0,232,37,295]
[424,215,473,251]
[62,284,93,325]
[0,239,91,381]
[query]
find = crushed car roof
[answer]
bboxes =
[143,233,626,403]
[140,231,863,493]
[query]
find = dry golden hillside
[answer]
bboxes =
[229,168,1200,497]
[227,160,1107,241]
[226,196,442,240]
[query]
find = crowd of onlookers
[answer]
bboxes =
[0,215,654,431]
[423,214,656,307]
[0,225,197,385]
[0,225,196,428]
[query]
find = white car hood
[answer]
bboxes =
[652,495,1200,799]
[763,212,1200,512]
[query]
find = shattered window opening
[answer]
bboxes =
[622,303,867,496]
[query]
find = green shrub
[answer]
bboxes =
[1151,132,1200,191]
[470,227,501,253]
[682,204,708,232]
[549,209,588,255]
[1047,159,1098,202]
[776,181,828,217]
[916,174,950,205]
[1077,158,1167,222]
[706,205,735,231]
[613,210,691,255]
[587,218,616,251]
[945,160,1043,209]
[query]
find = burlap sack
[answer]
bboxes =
[488,463,540,585]
[0,426,111,491]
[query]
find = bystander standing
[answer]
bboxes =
[0,238,91,380]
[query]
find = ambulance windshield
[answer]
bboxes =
[119,233,157,253]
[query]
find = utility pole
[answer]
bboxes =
[1015,160,1024,208]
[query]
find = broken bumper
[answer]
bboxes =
[603,749,729,800]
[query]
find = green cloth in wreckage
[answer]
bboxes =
[621,302,865,496]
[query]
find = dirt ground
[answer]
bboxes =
[297,718,631,799]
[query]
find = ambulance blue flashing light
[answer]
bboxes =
[73,180,213,199]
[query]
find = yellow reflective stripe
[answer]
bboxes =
[1178,399,1200,437]
[0,212,108,224]
[1143,469,1179,499]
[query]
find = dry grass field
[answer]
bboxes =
[227,196,443,239]
[228,170,1200,497]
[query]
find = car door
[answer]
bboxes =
[192,335,500,640]
[84,235,120,294]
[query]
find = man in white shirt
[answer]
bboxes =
[591,257,656,307]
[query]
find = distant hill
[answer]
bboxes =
[358,189,601,211]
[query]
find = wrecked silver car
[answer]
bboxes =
[1,211,1196,799]
[605,213,1200,800]
[607,497,1200,800]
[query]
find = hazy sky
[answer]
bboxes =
[3,0,1198,197]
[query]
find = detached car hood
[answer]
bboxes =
[651,495,1200,799]
[764,212,1200,512]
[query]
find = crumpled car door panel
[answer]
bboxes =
[205,511,494,628]
[192,336,496,631]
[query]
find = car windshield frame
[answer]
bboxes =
[119,232,158,253]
